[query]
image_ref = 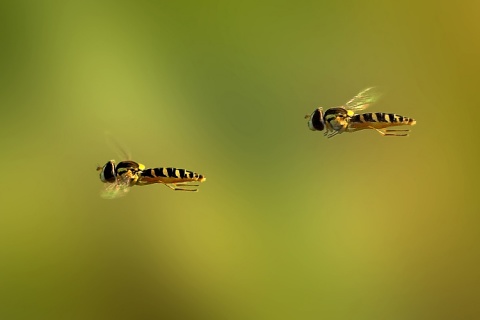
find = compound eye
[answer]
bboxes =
[309,109,325,131]
[100,161,117,183]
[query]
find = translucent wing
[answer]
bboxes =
[344,87,381,112]
[100,174,133,199]
[104,131,131,161]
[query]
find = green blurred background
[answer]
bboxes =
[1,0,479,319]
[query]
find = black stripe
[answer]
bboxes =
[147,169,155,177]
[398,115,404,122]
[154,167,167,177]
[363,113,375,122]
[145,169,154,178]
[351,114,362,123]
[140,169,153,178]
[376,112,388,122]
[177,168,186,179]
[166,167,176,177]
[390,113,397,122]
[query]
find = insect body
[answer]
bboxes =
[97,160,206,199]
[348,112,416,135]
[306,87,416,138]
[137,167,206,190]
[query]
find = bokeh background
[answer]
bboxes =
[1,1,479,319]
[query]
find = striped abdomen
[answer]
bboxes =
[139,167,206,184]
[349,112,416,129]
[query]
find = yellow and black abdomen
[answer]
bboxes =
[349,112,416,129]
[140,167,206,184]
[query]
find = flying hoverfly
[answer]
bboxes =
[97,159,206,199]
[305,87,416,138]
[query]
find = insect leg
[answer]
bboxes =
[174,183,200,187]
[163,183,198,192]
[326,125,348,138]
[385,129,410,133]
[368,126,409,137]
[384,128,410,136]
[326,131,340,138]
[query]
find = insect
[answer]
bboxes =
[305,87,416,138]
[97,159,206,199]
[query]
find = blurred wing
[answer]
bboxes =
[345,87,381,112]
[100,175,133,199]
[104,131,131,160]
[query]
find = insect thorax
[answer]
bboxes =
[324,107,350,131]
[115,161,145,174]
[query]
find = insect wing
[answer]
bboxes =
[104,131,132,161]
[100,175,133,199]
[345,87,381,112]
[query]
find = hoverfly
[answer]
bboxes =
[305,87,416,138]
[97,160,206,199]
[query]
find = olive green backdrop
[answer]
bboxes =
[1,1,479,319]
